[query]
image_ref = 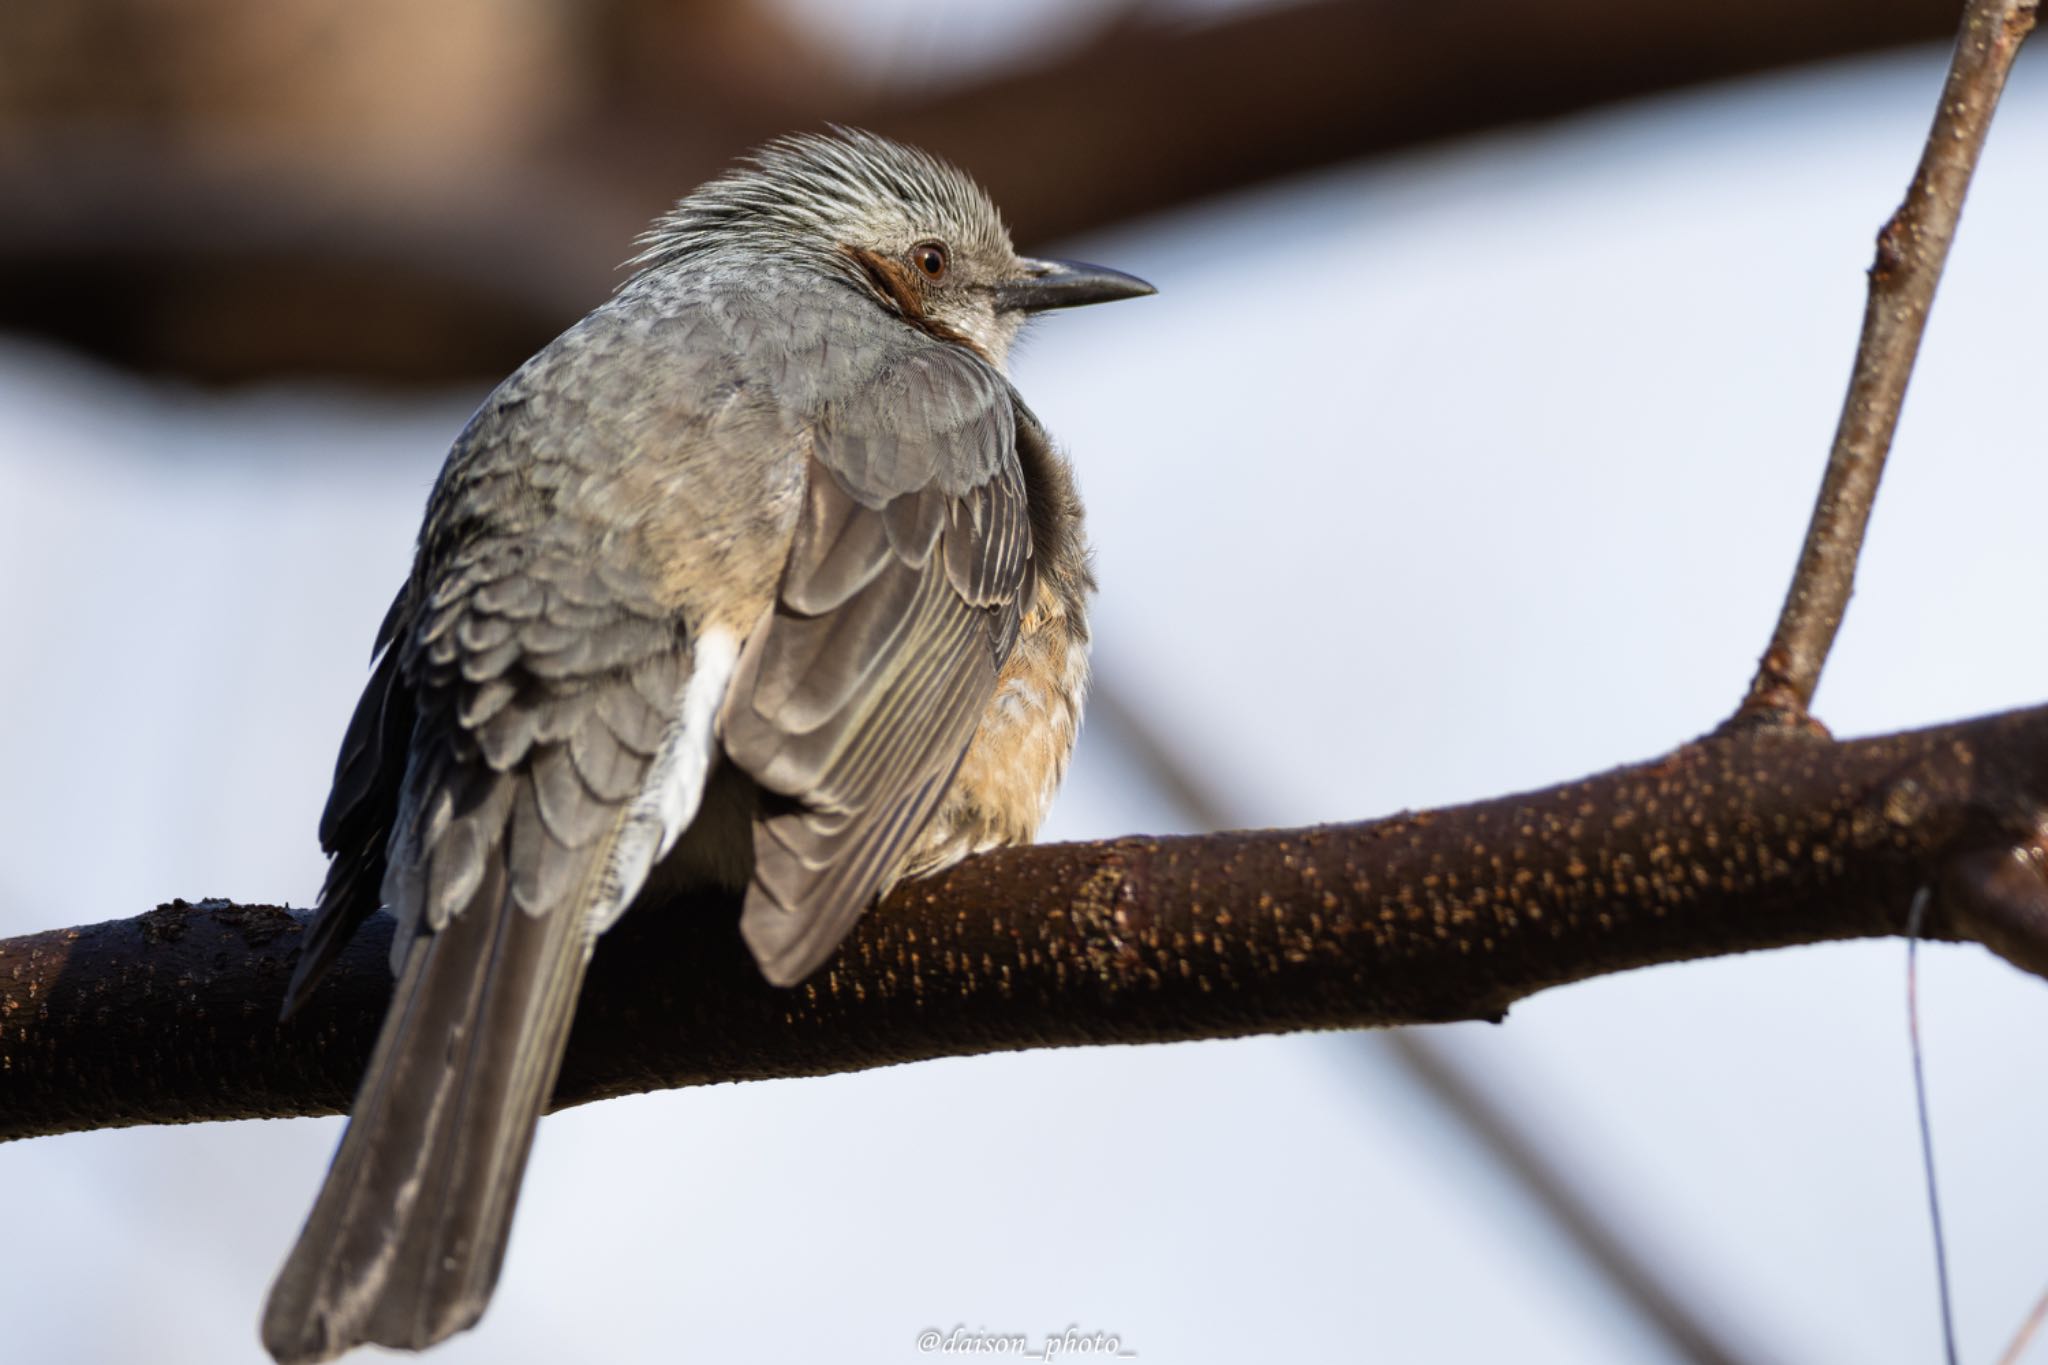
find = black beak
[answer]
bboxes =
[994,257,1157,314]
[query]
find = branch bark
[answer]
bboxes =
[6,707,2048,1142]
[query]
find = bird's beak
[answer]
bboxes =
[994,258,1156,314]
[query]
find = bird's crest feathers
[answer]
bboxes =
[627,127,1011,278]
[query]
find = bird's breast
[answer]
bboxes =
[901,576,1090,879]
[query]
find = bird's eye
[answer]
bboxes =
[910,240,949,281]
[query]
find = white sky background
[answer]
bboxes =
[1,41,2047,1365]
[765,0,1305,90]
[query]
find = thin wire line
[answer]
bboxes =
[1907,885,1959,1365]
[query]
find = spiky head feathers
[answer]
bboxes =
[631,128,1032,365]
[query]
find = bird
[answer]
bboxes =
[259,128,1153,1362]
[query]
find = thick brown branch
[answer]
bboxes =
[1742,0,2039,720]
[6,706,2048,1143]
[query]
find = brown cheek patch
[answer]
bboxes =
[844,246,925,320]
[842,245,990,361]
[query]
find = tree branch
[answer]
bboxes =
[1741,0,2039,720]
[6,707,2048,1142]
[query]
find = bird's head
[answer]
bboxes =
[632,128,1154,370]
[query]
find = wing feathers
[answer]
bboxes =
[273,568,736,1357]
[585,625,739,934]
[742,545,928,734]
[724,378,1034,985]
[779,485,897,614]
[284,591,416,1019]
[568,713,644,801]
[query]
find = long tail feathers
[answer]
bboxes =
[261,860,592,1364]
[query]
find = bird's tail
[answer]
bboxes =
[261,858,591,1364]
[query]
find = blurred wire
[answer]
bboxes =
[1086,670,1771,1365]
[1907,888,1959,1365]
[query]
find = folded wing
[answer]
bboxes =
[721,347,1034,985]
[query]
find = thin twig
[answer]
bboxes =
[1998,1283,2048,1365]
[1739,0,2039,722]
[1907,886,1960,1365]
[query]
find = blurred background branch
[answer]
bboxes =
[0,0,1975,383]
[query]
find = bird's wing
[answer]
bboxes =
[722,345,1033,985]
[280,588,413,1017]
[386,535,737,953]
[268,448,743,1360]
